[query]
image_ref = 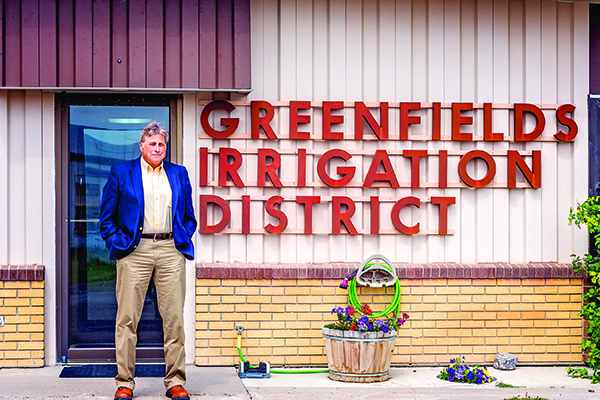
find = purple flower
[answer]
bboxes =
[345,316,352,322]
[467,371,475,380]
[448,375,454,382]
[475,377,483,384]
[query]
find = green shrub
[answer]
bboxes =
[568,197,600,384]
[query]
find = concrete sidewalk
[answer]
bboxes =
[0,365,598,400]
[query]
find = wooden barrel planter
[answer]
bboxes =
[322,326,397,383]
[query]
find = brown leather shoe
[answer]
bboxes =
[114,386,133,400]
[166,385,190,400]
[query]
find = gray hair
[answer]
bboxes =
[140,122,169,143]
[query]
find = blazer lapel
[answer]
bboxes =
[164,162,179,219]
[131,157,144,212]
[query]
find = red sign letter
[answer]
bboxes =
[218,148,245,187]
[439,150,448,188]
[242,195,250,234]
[265,196,288,234]
[514,103,545,141]
[297,196,321,234]
[457,150,497,188]
[403,150,428,188]
[391,197,420,234]
[507,150,541,188]
[370,196,379,234]
[317,149,355,187]
[200,100,239,139]
[258,148,283,187]
[484,103,503,141]
[323,101,344,140]
[290,101,311,140]
[400,102,421,140]
[355,102,388,140]
[251,101,277,139]
[199,195,230,233]
[332,196,358,234]
[554,104,578,142]
[432,102,441,140]
[431,196,455,235]
[452,103,473,141]
[298,148,306,187]
[363,150,400,188]
[199,147,208,186]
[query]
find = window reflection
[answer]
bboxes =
[69,105,169,348]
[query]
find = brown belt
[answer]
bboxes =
[141,232,173,240]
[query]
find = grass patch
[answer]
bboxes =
[496,382,526,388]
[502,395,549,400]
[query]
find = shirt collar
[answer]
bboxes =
[140,156,163,173]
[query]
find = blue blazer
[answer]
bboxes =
[99,157,197,261]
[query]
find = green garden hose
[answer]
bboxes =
[236,346,328,374]
[347,262,402,318]
[235,259,401,374]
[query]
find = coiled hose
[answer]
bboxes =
[347,262,402,318]
[236,261,401,374]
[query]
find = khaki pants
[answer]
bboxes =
[115,238,186,390]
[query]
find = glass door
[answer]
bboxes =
[60,95,178,362]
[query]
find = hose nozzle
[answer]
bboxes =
[236,324,244,334]
[339,269,359,289]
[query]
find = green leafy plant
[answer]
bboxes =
[502,396,548,400]
[325,304,408,333]
[496,382,526,388]
[568,197,600,384]
[566,366,595,380]
[437,356,494,384]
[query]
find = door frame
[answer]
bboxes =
[55,93,181,363]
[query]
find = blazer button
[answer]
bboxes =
[139,227,143,231]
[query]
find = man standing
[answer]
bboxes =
[99,122,196,400]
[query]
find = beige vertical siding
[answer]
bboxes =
[0,90,56,363]
[0,90,55,266]
[193,0,589,264]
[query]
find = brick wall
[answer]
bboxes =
[195,262,584,367]
[0,265,45,367]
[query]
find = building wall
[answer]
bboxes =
[193,0,589,264]
[196,275,583,366]
[0,0,591,368]
[0,266,46,367]
[0,0,251,90]
[0,90,56,364]
[191,0,590,368]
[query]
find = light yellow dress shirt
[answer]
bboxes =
[140,157,173,234]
